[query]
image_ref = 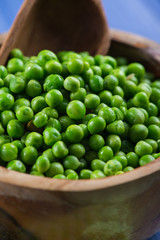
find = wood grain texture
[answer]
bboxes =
[0,0,110,65]
[0,30,160,239]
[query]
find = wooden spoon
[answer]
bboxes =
[0,0,110,65]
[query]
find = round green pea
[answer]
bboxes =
[20,146,38,165]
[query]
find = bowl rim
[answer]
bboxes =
[0,158,160,192]
[0,29,160,192]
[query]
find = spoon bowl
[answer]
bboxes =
[0,0,110,65]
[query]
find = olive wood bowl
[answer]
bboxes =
[0,30,160,240]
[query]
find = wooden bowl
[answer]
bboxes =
[0,30,160,240]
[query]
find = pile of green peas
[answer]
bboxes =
[0,48,160,180]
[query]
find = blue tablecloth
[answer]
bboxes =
[0,0,160,239]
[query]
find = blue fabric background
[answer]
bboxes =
[0,0,160,239]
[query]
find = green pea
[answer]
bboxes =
[67,58,84,74]
[146,116,160,127]
[25,63,44,80]
[31,96,47,113]
[89,134,105,151]
[37,50,57,66]
[98,106,116,123]
[81,68,93,83]
[43,74,64,92]
[91,66,102,76]
[69,144,85,158]
[146,103,158,116]
[150,87,160,104]
[0,143,18,162]
[139,155,155,166]
[104,159,122,176]
[79,169,92,179]
[106,134,121,153]
[10,48,24,60]
[43,128,61,146]
[133,92,149,108]
[129,124,148,143]
[67,100,86,120]
[0,93,14,111]
[89,75,103,93]
[45,60,62,75]
[99,90,112,105]
[25,132,43,149]
[41,107,58,119]
[107,120,125,136]
[145,139,158,153]
[7,160,26,173]
[82,113,96,125]
[98,146,113,162]
[9,77,26,94]
[53,174,65,179]
[115,151,126,156]
[13,98,30,112]
[90,159,105,171]
[45,89,63,108]
[126,152,139,168]
[12,140,24,154]
[52,141,68,158]
[111,69,126,86]
[100,63,113,77]
[33,112,48,128]
[64,76,80,92]
[46,162,64,177]
[123,80,137,99]
[112,107,124,120]
[126,107,145,125]
[25,80,42,97]
[127,63,145,80]
[135,141,153,156]
[84,94,100,109]
[0,110,15,127]
[111,95,123,108]
[70,88,86,101]
[63,155,80,170]
[45,118,61,132]
[66,125,84,143]
[104,74,118,90]
[100,56,117,68]
[7,119,24,138]
[7,58,24,74]
[113,155,128,168]
[113,86,124,98]
[16,106,34,122]
[148,125,160,141]
[123,166,134,172]
[90,170,106,179]
[94,103,107,114]
[67,172,79,180]
[0,135,11,146]
[88,116,106,134]
[36,156,50,173]
[137,83,152,98]
[42,148,57,163]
